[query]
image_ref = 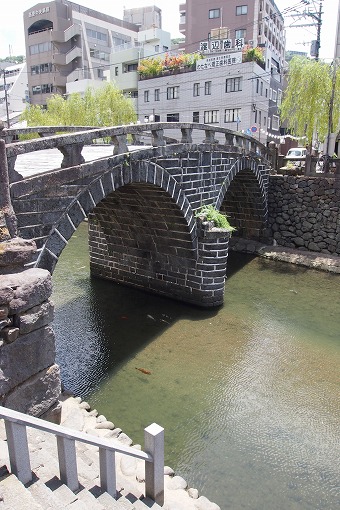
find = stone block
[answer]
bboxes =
[1,268,52,314]
[1,327,19,343]
[0,238,36,273]
[0,325,56,394]
[15,300,54,334]
[3,364,61,416]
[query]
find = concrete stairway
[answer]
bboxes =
[0,395,220,510]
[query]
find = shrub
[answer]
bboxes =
[195,205,236,232]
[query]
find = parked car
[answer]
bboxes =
[279,147,307,173]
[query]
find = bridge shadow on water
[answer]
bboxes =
[53,224,259,397]
[54,268,219,398]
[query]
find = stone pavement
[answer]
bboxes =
[230,238,340,274]
[0,394,220,510]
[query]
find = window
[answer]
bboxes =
[235,29,246,39]
[272,90,277,102]
[256,78,259,93]
[125,63,138,72]
[86,28,108,43]
[167,113,179,122]
[154,89,160,101]
[267,117,271,129]
[130,91,138,98]
[272,115,279,130]
[32,84,53,95]
[209,8,220,19]
[193,111,199,123]
[29,41,52,55]
[225,108,241,123]
[31,63,52,75]
[204,81,212,95]
[115,67,118,76]
[226,77,242,92]
[167,86,179,99]
[236,5,248,15]
[193,83,200,97]
[204,110,219,123]
[260,82,263,95]
[144,90,149,102]
[277,89,282,106]
[269,88,272,100]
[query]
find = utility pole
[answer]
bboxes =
[285,0,323,60]
[2,70,10,128]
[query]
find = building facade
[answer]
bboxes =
[179,0,285,69]
[137,55,284,144]
[110,27,171,111]
[23,0,160,106]
[0,63,28,126]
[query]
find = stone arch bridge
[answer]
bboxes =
[2,123,271,307]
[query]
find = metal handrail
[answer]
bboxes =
[0,405,164,505]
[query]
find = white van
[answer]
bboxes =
[285,147,307,159]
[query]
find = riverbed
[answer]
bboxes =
[52,222,340,509]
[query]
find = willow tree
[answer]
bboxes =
[280,57,340,145]
[21,82,136,127]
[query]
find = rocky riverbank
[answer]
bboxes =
[59,393,221,510]
[229,237,340,274]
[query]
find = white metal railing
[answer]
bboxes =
[0,405,164,505]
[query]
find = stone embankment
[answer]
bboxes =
[230,237,340,273]
[268,175,340,256]
[0,394,220,510]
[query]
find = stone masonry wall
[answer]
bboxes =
[268,176,340,255]
[0,268,61,416]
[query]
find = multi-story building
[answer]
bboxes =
[179,0,285,70]
[0,63,28,126]
[123,6,162,31]
[110,27,171,111]
[137,54,283,144]
[23,0,160,106]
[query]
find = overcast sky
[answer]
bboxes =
[0,0,337,60]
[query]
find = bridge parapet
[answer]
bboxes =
[2,123,268,183]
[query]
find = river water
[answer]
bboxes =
[52,222,340,510]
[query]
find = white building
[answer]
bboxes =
[138,52,282,145]
[110,27,171,109]
[0,63,28,127]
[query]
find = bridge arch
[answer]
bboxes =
[216,156,268,240]
[37,159,197,275]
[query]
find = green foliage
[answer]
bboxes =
[242,46,265,65]
[0,55,25,63]
[195,205,236,232]
[20,82,136,128]
[138,52,203,78]
[280,57,340,144]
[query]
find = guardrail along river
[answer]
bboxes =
[52,222,340,509]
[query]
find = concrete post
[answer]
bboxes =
[144,423,164,506]
[58,143,85,168]
[0,139,17,238]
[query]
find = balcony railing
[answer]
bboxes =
[0,405,164,505]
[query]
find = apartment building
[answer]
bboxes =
[110,27,171,110]
[137,55,284,144]
[23,0,159,106]
[0,63,28,126]
[179,0,285,70]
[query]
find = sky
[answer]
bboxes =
[0,0,338,61]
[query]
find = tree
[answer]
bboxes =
[280,57,340,145]
[21,82,136,127]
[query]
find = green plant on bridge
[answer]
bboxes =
[195,205,236,232]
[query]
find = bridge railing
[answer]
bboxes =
[0,405,164,505]
[1,123,269,182]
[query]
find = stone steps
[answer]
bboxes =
[0,395,221,510]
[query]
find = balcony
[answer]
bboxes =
[52,24,81,43]
[53,46,82,66]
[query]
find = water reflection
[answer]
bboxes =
[53,223,340,509]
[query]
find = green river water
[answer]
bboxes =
[52,222,340,510]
